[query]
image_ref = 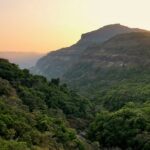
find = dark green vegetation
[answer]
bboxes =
[1,58,150,150]
[30,24,150,149]
[88,103,150,150]
[0,59,93,150]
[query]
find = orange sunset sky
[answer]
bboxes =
[0,0,150,53]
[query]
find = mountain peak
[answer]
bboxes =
[78,24,143,47]
[32,24,149,79]
[81,24,132,38]
[99,23,125,29]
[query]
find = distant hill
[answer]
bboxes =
[0,52,44,68]
[31,24,147,79]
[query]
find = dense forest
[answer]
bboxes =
[0,58,150,150]
[1,29,150,150]
[0,58,93,150]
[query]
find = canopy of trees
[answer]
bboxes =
[1,58,150,150]
[0,59,91,150]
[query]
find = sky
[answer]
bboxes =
[0,0,150,53]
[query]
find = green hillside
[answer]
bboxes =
[0,58,93,150]
[1,30,150,150]
[1,57,150,149]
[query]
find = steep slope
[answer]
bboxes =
[32,24,145,78]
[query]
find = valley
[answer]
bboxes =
[1,24,150,149]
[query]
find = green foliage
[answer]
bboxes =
[0,59,88,150]
[1,58,150,150]
[0,78,15,97]
[88,103,150,149]
[102,82,150,111]
[0,139,28,150]
[0,58,90,117]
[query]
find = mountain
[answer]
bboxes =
[63,32,150,95]
[32,24,146,78]
[76,24,145,47]
[0,52,44,68]
[1,27,150,149]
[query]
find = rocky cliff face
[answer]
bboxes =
[31,24,146,79]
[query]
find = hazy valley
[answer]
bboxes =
[0,52,44,69]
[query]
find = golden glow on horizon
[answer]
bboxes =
[0,0,150,53]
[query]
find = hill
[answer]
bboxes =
[63,32,150,95]
[31,24,146,78]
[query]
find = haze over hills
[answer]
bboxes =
[0,52,44,68]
